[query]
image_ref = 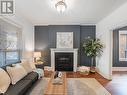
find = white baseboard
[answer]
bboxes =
[96,69,112,80]
[112,67,127,71]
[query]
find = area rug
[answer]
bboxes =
[26,78,111,95]
[67,78,111,95]
[25,78,49,95]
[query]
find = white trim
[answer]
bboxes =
[112,67,127,71]
[109,30,113,79]
[50,48,78,72]
[34,23,96,26]
[0,16,22,29]
[96,69,112,80]
[119,30,127,61]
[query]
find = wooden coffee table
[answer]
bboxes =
[44,72,67,95]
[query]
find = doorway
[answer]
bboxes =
[112,26,127,71]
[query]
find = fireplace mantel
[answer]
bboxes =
[50,48,78,72]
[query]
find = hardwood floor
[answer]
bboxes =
[106,71,127,95]
[45,71,127,95]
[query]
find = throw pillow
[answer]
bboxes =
[29,62,36,70]
[21,59,36,70]
[20,62,33,73]
[6,65,27,85]
[0,68,10,94]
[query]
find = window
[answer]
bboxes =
[119,31,127,61]
[6,51,19,64]
[0,19,22,66]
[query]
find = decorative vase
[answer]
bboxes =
[90,57,95,73]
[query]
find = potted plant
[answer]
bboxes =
[82,37,103,73]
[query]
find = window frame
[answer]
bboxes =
[119,30,127,61]
[0,18,22,66]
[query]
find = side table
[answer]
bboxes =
[35,64,44,69]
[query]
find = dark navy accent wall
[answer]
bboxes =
[48,25,80,48]
[35,26,49,50]
[34,25,96,66]
[113,26,127,67]
[80,26,96,66]
[35,26,50,65]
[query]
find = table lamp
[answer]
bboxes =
[33,52,43,64]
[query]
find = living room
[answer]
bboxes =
[0,0,127,95]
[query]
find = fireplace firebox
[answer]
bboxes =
[55,53,73,71]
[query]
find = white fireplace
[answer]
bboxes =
[50,48,78,72]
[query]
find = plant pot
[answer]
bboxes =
[90,69,96,73]
[90,57,96,73]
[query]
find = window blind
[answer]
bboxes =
[0,19,22,66]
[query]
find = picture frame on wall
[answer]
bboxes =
[56,32,73,48]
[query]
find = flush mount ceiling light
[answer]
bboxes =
[55,0,67,13]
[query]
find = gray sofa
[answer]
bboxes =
[1,65,38,95]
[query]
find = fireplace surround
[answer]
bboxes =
[50,48,78,72]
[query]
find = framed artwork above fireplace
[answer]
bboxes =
[56,32,73,48]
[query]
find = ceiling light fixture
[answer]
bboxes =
[55,0,67,13]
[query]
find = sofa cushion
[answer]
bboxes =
[4,79,32,95]
[23,72,38,83]
[6,65,27,85]
[0,68,10,94]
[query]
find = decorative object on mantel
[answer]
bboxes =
[78,66,90,75]
[82,37,104,73]
[55,0,67,13]
[33,52,43,64]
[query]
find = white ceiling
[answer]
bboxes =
[16,0,127,25]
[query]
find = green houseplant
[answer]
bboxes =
[82,37,103,73]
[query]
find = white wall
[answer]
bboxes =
[96,2,127,79]
[1,15,34,51]
[0,14,34,59]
